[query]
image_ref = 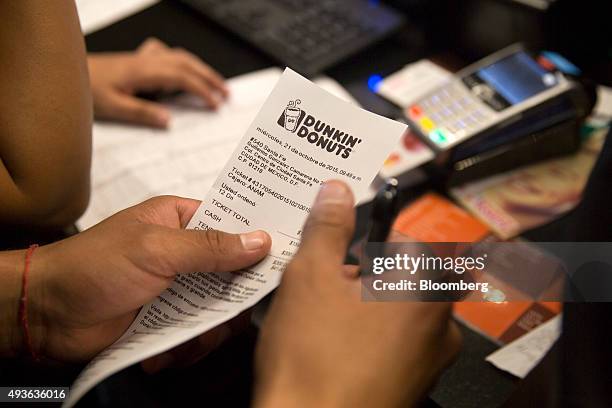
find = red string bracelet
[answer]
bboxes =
[19,244,40,361]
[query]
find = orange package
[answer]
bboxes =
[392,192,490,243]
[391,192,561,344]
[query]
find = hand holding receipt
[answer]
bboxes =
[64,68,406,407]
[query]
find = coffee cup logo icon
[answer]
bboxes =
[277,99,306,132]
[283,99,301,132]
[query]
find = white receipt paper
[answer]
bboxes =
[486,315,562,379]
[64,68,406,407]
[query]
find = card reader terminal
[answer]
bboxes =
[407,44,575,151]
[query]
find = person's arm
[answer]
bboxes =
[89,38,229,129]
[0,249,30,356]
[254,181,461,407]
[0,1,92,228]
[0,195,270,364]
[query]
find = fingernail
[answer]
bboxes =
[315,181,352,207]
[240,231,266,251]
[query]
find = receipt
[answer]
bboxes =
[63,68,406,407]
[486,315,562,378]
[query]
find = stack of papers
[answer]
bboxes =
[78,68,362,230]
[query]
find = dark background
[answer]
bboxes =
[2,0,610,407]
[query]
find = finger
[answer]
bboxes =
[156,67,222,109]
[144,196,203,229]
[294,181,355,270]
[158,228,272,275]
[131,60,223,109]
[174,197,203,228]
[174,49,229,97]
[126,196,202,228]
[173,197,202,229]
[104,92,170,128]
[178,73,222,109]
[138,37,168,55]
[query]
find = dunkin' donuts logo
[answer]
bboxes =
[277,99,361,159]
[278,99,305,132]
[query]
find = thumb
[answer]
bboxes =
[294,180,355,271]
[107,92,171,128]
[159,228,271,275]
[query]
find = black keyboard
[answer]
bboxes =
[176,0,405,77]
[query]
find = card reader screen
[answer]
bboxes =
[463,51,558,111]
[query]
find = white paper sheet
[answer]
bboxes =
[76,0,160,34]
[486,315,561,378]
[64,68,406,407]
[78,68,362,230]
[376,60,452,108]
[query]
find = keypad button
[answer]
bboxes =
[455,119,466,130]
[408,105,423,120]
[447,104,460,116]
[473,109,488,121]
[464,116,477,128]
[468,112,482,123]
[419,116,436,132]
[428,128,448,144]
[451,101,463,112]
[439,107,453,118]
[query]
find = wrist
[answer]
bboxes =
[253,376,352,408]
[0,249,26,356]
[253,370,422,408]
[0,245,52,359]
[253,387,337,408]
